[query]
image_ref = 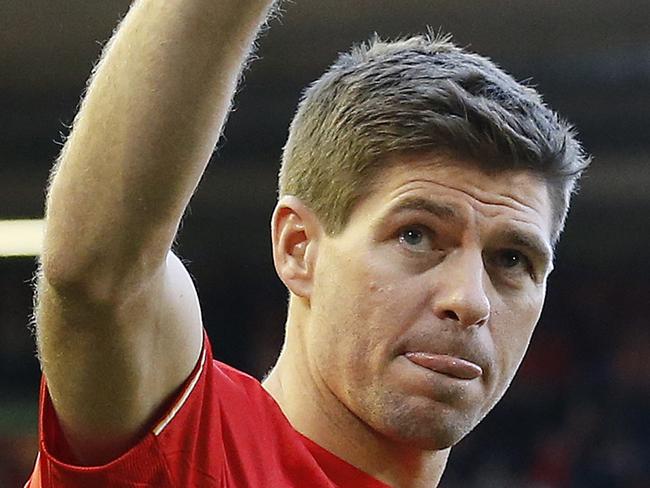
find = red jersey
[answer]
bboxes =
[26,334,389,488]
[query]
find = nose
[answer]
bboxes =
[432,249,491,328]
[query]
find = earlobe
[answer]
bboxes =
[271,196,320,298]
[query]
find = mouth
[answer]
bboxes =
[404,352,483,380]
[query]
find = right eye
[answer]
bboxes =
[397,226,434,253]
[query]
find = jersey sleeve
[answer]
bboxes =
[25,332,223,488]
[24,330,394,488]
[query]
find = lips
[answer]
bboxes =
[404,352,483,380]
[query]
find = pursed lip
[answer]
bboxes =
[404,351,484,380]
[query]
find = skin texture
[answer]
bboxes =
[265,152,554,487]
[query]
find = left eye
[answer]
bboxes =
[494,249,529,270]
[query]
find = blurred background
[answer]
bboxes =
[1,0,649,486]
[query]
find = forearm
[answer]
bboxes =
[43,0,275,291]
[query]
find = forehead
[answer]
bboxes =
[353,153,553,242]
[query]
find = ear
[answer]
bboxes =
[271,196,322,298]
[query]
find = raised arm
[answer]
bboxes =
[36,0,276,465]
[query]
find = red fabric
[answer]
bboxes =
[26,334,390,488]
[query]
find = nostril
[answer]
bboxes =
[475,316,489,327]
[444,310,460,321]
[440,308,489,327]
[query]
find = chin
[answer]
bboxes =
[387,416,475,451]
[374,395,483,451]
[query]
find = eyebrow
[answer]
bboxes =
[371,196,461,237]
[385,196,460,220]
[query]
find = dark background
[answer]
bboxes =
[1,1,649,486]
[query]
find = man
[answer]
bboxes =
[27,0,590,487]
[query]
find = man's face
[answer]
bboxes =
[306,154,554,450]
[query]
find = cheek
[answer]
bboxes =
[309,250,373,364]
[492,292,545,381]
[355,251,433,344]
[310,248,428,376]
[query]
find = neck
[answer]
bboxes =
[262,302,450,488]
